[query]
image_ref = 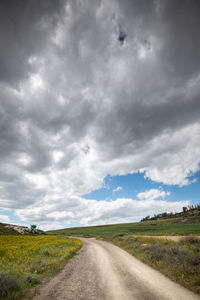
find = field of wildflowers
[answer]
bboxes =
[0,235,82,299]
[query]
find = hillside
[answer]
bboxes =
[0,222,44,235]
[47,215,200,237]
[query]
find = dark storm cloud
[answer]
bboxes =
[118,0,200,78]
[158,0,200,79]
[0,0,65,86]
[96,84,200,159]
[0,0,200,226]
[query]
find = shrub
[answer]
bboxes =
[186,237,200,244]
[167,246,191,258]
[148,244,166,262]
[190,253,200,266]
[39,247,51,257]
[0,272,20,299]
[42,249,51,256]
[111,233,126,240]
[24,274,40,286]
[164,246,200,273]
[30,260,46,274]
[180,236,200,245]
[128,239,142,249]
[0,249,6,257]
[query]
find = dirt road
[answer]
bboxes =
[33,238,200,300]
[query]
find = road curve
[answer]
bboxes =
[33,238,200,300]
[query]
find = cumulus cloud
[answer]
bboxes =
[137,189,170,200]
[0,214,11,223]
[113,186,122,193]
[16,196,189,228]
[0,0,199,228]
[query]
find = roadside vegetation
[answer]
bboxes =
[104,235,200,294]
[0,235,82,299]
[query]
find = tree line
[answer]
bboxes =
[141,204,200,222]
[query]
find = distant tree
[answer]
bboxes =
[182,207,187,213]
[30,224,37,231]
[162,212,167,218]
[141,216,150,222]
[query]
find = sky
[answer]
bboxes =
[0,0,200,230]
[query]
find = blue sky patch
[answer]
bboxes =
[83,171,200,204]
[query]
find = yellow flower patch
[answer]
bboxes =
[0,235,82,281]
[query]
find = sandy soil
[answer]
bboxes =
[134,235,200,242]
[33,238,200,300]
[134,235,190,241]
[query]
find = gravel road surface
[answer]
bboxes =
[33,238,200,300]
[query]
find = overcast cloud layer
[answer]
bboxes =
[0,0,199,229]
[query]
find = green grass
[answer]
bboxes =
[47,216,200,237]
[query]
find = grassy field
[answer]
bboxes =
[48,216,200,237]
[0,235,82,299]
[107,235,200,294]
